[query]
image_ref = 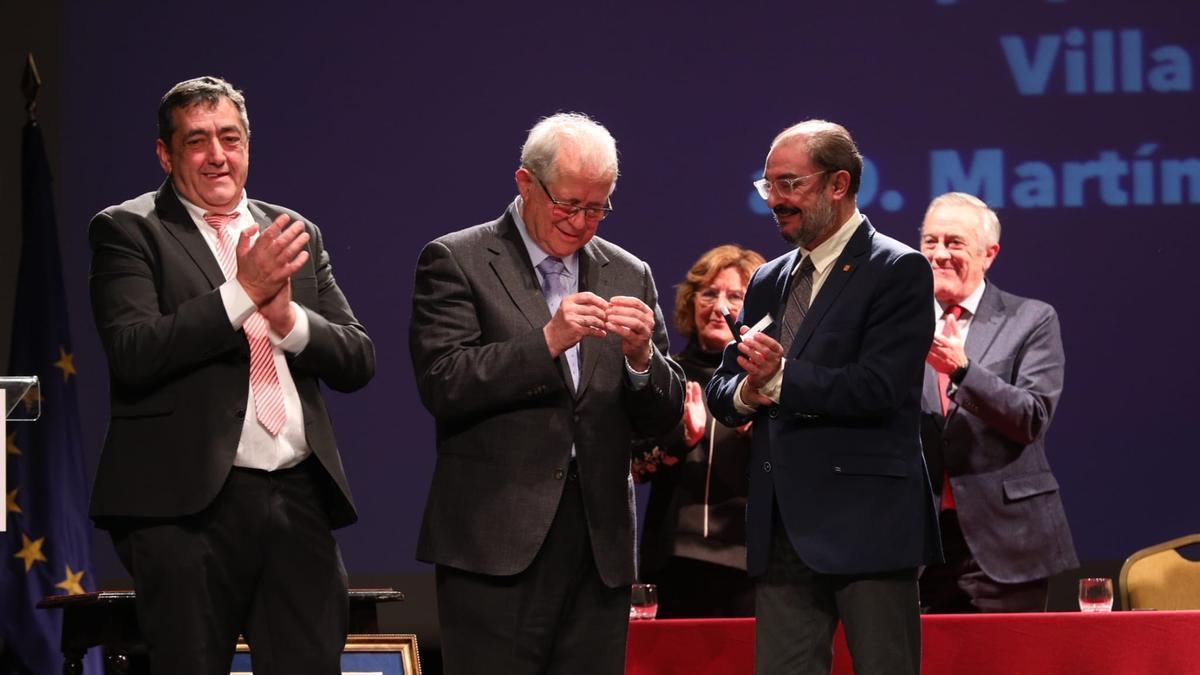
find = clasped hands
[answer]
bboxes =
[235,214,310,335]
[544,293,654,372]
[682,379,749,445]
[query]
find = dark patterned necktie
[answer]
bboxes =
[780,255,816,354]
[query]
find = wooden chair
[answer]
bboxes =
[1119,534,1200,610]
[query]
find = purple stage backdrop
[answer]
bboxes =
[52,0,1198,577]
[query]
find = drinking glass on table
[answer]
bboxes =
[1078,577,1114,612]
[631,583,658,620]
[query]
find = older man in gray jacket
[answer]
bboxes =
[918,192,1078,613]
[409,113,684,675]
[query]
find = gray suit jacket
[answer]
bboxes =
[409,207,685,587]
[921,281,1078,583]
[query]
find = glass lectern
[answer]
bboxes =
[1,375,40,533]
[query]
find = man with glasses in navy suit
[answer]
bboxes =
[708,120,941,675]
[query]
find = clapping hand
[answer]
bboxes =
[236,214,310,306]
[927,312,968,374]
[682,381,706,446]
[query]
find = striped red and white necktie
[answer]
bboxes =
[204,212,287,436]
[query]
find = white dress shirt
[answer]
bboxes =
[176,189,311,470]
[936,279,986,341]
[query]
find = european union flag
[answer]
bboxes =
[0,118,102,674]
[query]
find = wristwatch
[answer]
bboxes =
[950,361,970,385]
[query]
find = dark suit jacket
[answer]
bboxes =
[409,207,685,587]
[707,216,942,577]
[88,181,375,529]
[922,282,1078,583]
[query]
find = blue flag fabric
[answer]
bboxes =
[1,120,102,674]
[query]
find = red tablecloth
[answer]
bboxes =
[626,611,1200,675]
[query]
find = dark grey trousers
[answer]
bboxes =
[755,505,921,675]
[436,473,631,675]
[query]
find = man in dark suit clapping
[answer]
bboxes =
[89,76,375,674]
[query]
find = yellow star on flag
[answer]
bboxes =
[54,346,77,382]
[14,533,48,572]
[6,488,20,514]
[5,431,17,456]
[55,565,87,595]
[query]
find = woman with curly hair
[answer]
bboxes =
[633,243,765,618]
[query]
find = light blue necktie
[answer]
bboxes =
[537,256,579,386]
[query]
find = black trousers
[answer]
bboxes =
[436,468,631,675]
[919,509,1049,613]
[112,458,348,675]
[755,504,921,675]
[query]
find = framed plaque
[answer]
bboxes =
[231,634,421,675]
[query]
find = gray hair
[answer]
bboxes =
[158,76,250,145]
[520,112,619,193]
[770,119,864,196]
[925,192,1002,246]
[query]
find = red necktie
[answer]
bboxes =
[204,212,287,436]
[938,304,963,510]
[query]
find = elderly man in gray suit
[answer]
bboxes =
[917,192,1078,613]
[409,113,685,675]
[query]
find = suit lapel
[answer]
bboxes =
[154,180,226,289]
[964,282,1005,365]
[487,212,577,393]
[772,249,802,336]
[575,242,610,399]
[787,217,872,358]
[488,212,552,330]
[246,201,273,235]
[923,364,942,416]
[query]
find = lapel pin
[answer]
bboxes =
[842,264,852,272]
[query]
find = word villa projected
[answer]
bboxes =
[1001,28,1193,95]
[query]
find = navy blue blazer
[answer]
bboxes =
[707,216,942,577]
